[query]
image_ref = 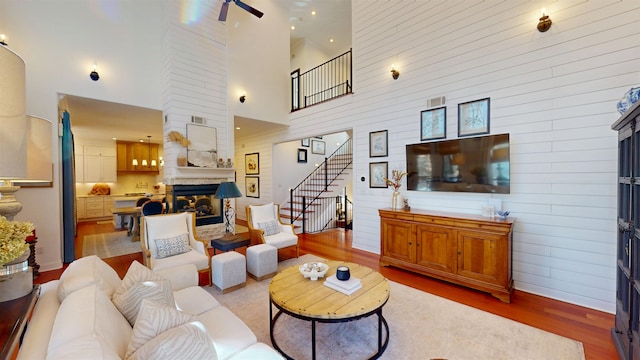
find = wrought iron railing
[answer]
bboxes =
[291,49,352,111]
[288,139,352,231]
[298,194,352,233]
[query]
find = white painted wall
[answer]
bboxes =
[227,0,290,127]
[0,0,164,271]
[233,0,640,313]
[290,39,332,73]
[272,132,350,203]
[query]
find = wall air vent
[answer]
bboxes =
[191,116,206,125]
[427,96,446,108]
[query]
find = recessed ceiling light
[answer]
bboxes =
[236,127,241,130]
[311,10,316,16]
[291,25,295,30]
[329,38,334,43]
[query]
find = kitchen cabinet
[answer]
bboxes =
[379,208,515,302]
[83,145,116,182]
[116,140,160,174]
[76,197,86,219]
[77,196,114,220]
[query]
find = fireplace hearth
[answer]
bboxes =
[165,184,223,226]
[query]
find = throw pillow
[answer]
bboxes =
[257,219,280,236]
[250,203,275,225]
[154,233,191,259]
[128,322,218,360]
[112,261,175,325]
[126,299,196,359]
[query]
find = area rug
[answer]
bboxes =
[82,231,141,259]
[206,255,585,360]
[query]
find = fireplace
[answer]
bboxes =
[165,184,223,226]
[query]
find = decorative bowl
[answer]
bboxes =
[299,262,329,281]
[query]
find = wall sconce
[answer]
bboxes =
[0,34,7,46]
[390,65,399,80]
[89,64,100,81]
[239,92,246,103]
[132,158,139,168]
[537,9,552,32]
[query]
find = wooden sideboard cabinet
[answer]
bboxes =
[379,208,515,302]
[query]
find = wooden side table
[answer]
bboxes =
[0,285,40,359]
[210,234,250,255]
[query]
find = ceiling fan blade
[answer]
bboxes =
[233,0,264,19]
[218,1,230,21]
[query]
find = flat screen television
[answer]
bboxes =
[406,133,510,194]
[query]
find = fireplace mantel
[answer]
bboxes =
[164,167,236,185]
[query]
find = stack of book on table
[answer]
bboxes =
[324,275,362,295]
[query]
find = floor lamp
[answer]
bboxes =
[214,182,243,241]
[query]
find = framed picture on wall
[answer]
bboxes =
[245,152,259,175]
[298,148,307,163]
[458,98,490,137]
[420,107,446,141]
[301,138,310,147]
[369,162,388,188]
[311,139,326,155]
[245,176,260,198]
[369,130,388,157]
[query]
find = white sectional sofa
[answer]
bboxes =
[17,255,283,360]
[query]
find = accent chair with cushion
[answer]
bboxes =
[246,203,299,258]
[140,212,212,286]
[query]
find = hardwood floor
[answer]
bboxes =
[36,221,616,359]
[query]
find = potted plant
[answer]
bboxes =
[0,216,35,301]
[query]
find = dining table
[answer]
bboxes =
[110,206,142,241]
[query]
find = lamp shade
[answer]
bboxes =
[24,115,52,182]
[214,182,243,199]
[0,46,27,180]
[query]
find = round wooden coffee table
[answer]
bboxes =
[269,260,390,359]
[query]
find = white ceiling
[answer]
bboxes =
[64,0,351,144]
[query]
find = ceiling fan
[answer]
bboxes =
[219,0,264,21]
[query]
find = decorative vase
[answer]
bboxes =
[0,250,32,302]
[391,190,401,210]
[618,87,640,114]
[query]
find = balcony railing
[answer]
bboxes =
[291,49,352,111]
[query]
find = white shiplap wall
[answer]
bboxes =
[235,0,640,313]
[161,0,229,180]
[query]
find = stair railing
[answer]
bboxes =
[289,138,352,229]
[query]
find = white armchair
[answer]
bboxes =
[246,203,299,258]
[140,212,212,286]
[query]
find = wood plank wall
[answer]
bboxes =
[236,0,640,313]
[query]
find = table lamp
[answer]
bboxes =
[214,182,243,240]
[0,45,27,220]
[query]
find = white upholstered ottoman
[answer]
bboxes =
[246,244,278,281]
[211,251,246,293]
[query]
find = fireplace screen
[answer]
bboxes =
[165,184,223,226]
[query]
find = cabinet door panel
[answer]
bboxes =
[83,155,102,182]
[102,156,117,182]
[457,230,506,285]
[381,220,415,263]
[416,224,456,273]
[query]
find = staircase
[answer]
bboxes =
[282,139,352,233]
